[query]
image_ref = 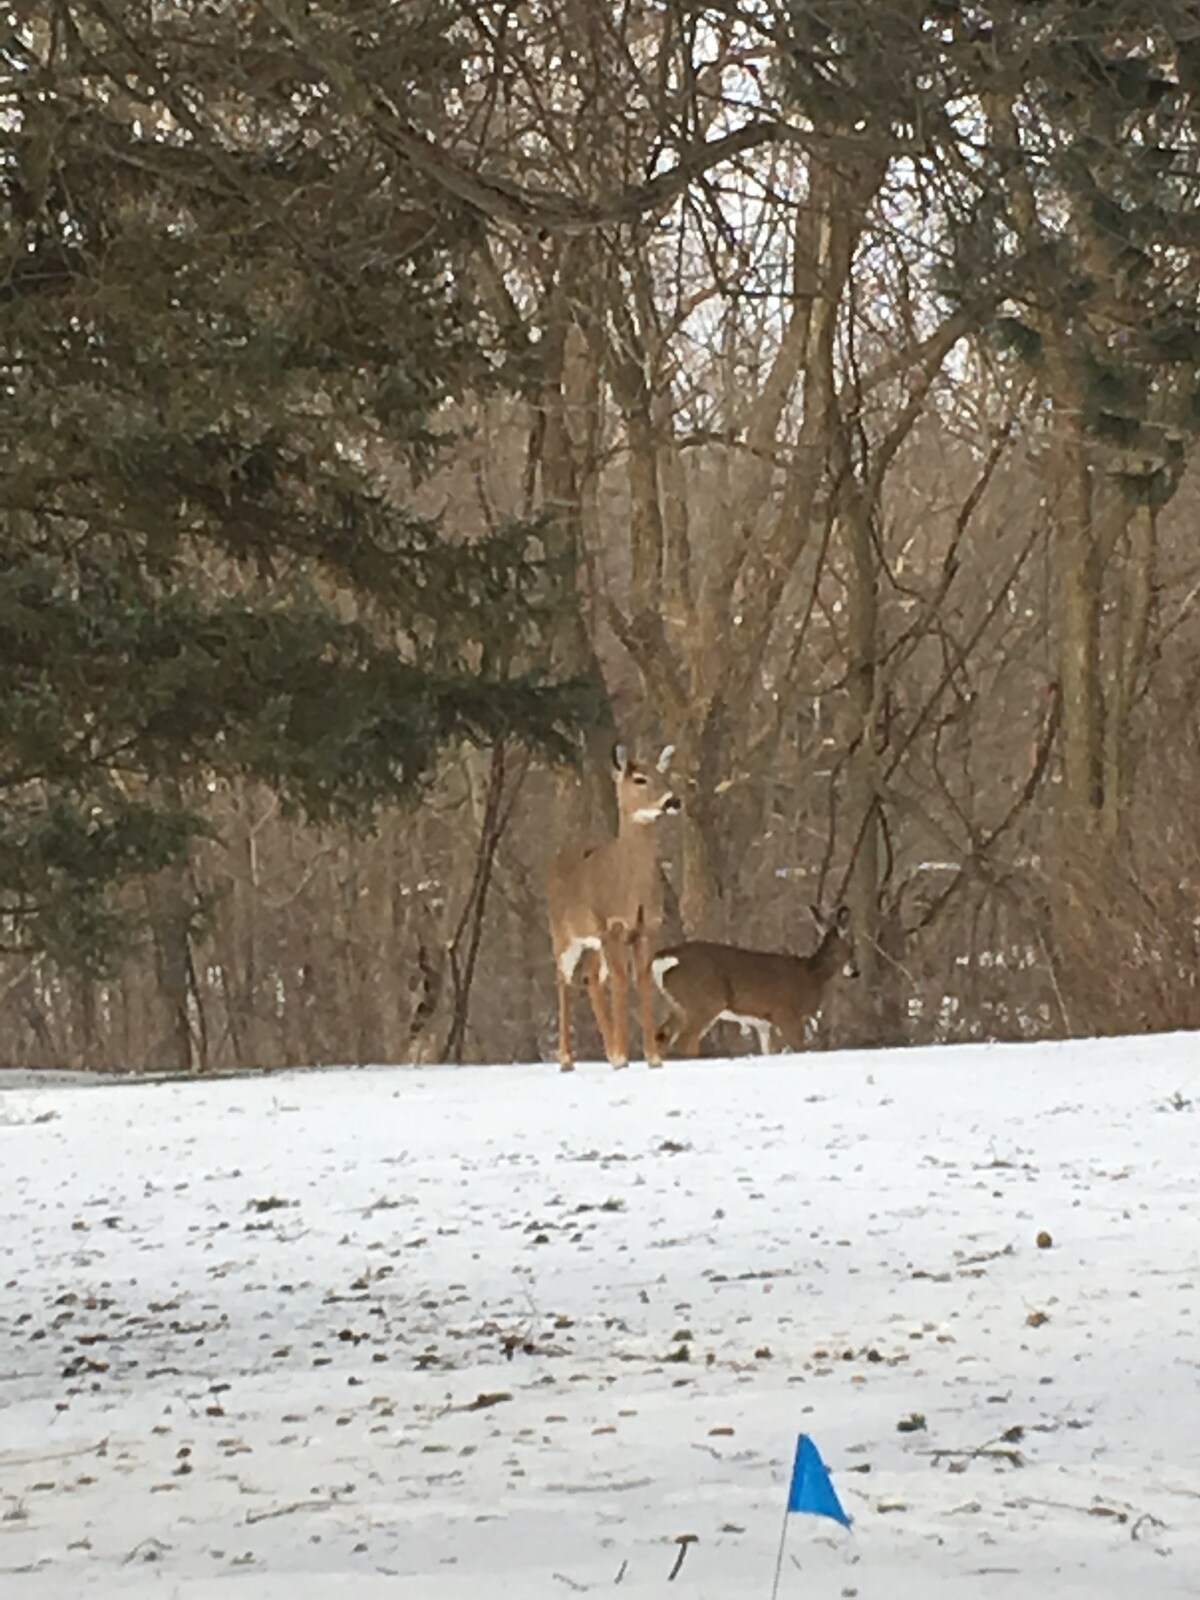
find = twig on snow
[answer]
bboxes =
[122,1538,170,1565]
[668,1534,698,1579]
[244,1498,333,1524]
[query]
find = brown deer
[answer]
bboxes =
[547,743,681,1072]
[651,905,857,1059]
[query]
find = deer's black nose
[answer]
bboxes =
[662,795,682,814]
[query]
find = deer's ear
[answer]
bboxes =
[656,744,675,773]
[612,742,628,773]
[835,904,851,930]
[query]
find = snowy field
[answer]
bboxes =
[2,1035,1200,1599]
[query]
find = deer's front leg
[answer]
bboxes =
[633,933,662,1067]
[602,931,630,1068]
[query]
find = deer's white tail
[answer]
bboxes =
[650,953,680,988]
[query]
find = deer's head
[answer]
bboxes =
[811,903,859,978]
[613,742,682,825]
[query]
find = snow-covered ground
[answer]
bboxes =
[2,1035,1199,1599]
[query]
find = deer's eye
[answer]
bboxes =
[632,774,648,786]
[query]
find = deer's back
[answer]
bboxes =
[658,941,818,1021]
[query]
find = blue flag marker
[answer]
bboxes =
[770,1435,852,1598]
[786,1434,853,1528]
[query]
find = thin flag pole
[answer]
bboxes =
[769,1497,791,1600]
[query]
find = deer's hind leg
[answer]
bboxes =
[556,970,575,1072]
[671,1004,723,1060]
[655,1008,686,1058]
[633,932,663,1067]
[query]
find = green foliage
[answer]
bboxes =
[990,316,1044,364]
[0,4,591,968]
[928,3,1200,484]
[0,793,203,975]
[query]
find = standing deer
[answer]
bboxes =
[547,743,681,1072]
[651,905,858,1059]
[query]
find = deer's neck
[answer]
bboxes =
[808,927,840,976]
[614,816,661,866]
[610,819,665,913]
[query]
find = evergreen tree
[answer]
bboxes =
[1,3,590,967]
[959,2,1200,499]
[942,2,1200,819]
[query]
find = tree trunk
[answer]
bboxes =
[841,479,883,1042]
[1101,501,1155,838]
[676,704,729,938]
[539,245,615,842]
[146,859,195,1075]
[1050,420,1104,822]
